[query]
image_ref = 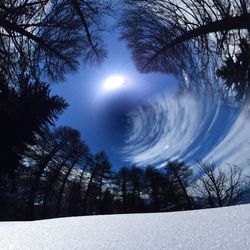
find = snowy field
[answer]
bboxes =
[0,204,249,250]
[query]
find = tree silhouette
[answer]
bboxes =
[82,151,110,215]
[40,139,89,218]
[116,167,130,213]
[25,126,80,219]
[0,75,67,177]
[194,161,250,207]
[1,147,250,220]
[217,39,250,103]
[68,180,82,216]
[96,156,112,214]
[55,142,89,217]
[0,0,112,82]
[145,166,163,212]
[120,0,250,95]
[165,161,193,209]
[128,166,145,213]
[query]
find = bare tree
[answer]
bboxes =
[194,161,249,207]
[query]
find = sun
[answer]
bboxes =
[103,75,127,90]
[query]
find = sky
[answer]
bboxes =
[51,17,250,173]
[51,25,178,168]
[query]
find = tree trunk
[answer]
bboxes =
[144,13,250,70]
[55,166,74,217]
[170,166,193,209]
[122,182,127,213]
[41,147,81,217]
[82,173,94,215]
[55,154,85,217]
[26,135,73,220]
[82,160,100,215]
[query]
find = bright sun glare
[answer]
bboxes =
[103,75,126,90]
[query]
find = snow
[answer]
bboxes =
[0,204,249,250]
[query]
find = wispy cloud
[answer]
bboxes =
[122,92,249,173]
[203,108,250,175]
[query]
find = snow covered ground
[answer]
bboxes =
[0,204,249,250]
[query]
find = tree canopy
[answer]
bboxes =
[0,0,113,83]
[217,39,250,103]
[0,74,67,176]
[120,0,250,100]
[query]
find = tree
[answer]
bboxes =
[165,161,193,209]
[193,161,250,207]
[0,1,114,218]
[99,188,114,214]
[0,75,67,177]
[0,0,113,83]
[96,156,112,214]
[217,39,250,103]
[25,126,80,219]
[120,0,250,97]
[68,180,82,216]
[68,162,89,216]
[145,166,163,212]
[128,166,145,213]
[82,151,110,215]
[55,142,90,217]
[116,167,130,213]
[40,139,89,218]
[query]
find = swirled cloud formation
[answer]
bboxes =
[122,93,250,174]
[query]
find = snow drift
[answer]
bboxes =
[0,204,249,250]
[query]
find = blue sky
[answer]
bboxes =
[51,17,250,173]
[51,26,177,168]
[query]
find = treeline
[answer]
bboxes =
[0,125,249,221]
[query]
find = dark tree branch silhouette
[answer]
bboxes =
[120,0,250,99]
[26,127,80,219]
[55,142,90,217]
[165,161,193,209]
[193,161,250,207]
[0,0,113,82]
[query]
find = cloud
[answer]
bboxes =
[203,107,250,175]
[122,92,249,173]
